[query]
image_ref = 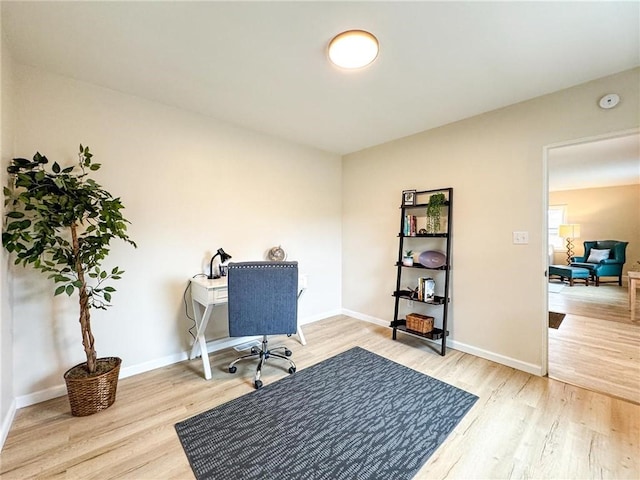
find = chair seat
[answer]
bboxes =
[567,263,595,274]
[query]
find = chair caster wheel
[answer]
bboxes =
[288,366,296,374]
[228,366,237,374]
[284,349,292,357]
[251,347,258,354]
[254,380,263,389]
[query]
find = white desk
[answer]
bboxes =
[189,275,307,380]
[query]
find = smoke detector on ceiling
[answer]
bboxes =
[598,93,620,109]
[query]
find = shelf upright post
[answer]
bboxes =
[439,187,453,356]
[392,197,406,340]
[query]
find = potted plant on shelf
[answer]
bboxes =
[2,145,136,416]
[426,193,446,233]
[402,250,414,266]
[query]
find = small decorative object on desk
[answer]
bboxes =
[402,250,414,266]
[268,245,287,261]
[406,313,434,334]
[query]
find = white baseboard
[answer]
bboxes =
[15,384,67,409]
[119,351,189,379]
[342,309,543,376]
[341,309,389,327]
[15,351,191,409]
[299,309,342,325]
[13,309,337,410]
[447,339,543,376]
[1,399,16,452]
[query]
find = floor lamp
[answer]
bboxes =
[558,224,581,265]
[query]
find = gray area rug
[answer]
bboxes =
[175,346,478,480]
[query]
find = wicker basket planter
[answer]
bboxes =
[64,357,122,417]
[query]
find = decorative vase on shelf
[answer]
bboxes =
[402,250,414,266]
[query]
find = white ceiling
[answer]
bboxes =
[549,133,640,192]
[2,1,639,155]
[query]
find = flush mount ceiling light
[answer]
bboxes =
[328,30,379,69]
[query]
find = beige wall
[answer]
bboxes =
[3,58,639,422]
[549,184,639,275]
[10,64,342,403]
[342,68,639,373]
[1,14,17,447]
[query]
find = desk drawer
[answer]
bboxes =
[191,283,228,305]
[212,288,228,303]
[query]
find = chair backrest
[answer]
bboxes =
[583,240,628,263]
[227,261,298,337]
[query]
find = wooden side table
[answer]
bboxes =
[629,271,640,314]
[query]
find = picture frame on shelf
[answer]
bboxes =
[402,189,416,206]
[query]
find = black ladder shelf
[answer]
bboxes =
[391,187,453,356]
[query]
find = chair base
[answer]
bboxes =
[591,276,623,287]
[569,262,624,287]
[228,335,296,389]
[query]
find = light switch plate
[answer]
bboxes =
[513,231,529,244]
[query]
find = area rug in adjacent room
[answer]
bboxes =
[175,347,478,480]
[549,311,566,329]
[548,283,565,293]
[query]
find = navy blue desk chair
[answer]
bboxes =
[227,261,298,389]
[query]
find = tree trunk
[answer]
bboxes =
[70,223,96,374]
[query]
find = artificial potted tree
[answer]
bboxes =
[2,145,136,416]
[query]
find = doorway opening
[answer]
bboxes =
[544,129,639,404]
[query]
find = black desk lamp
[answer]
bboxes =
[208,248,232,279]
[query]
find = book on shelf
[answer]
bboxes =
[404,215,418,236]
[417,277,435,301]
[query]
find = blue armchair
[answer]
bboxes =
[571,240,629,286]
[226,261,298,389]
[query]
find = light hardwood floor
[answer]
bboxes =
[548,283,640,404]
[548,281,636,325]
[2,316,639,479]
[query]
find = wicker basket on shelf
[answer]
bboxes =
[406,313,434,334]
